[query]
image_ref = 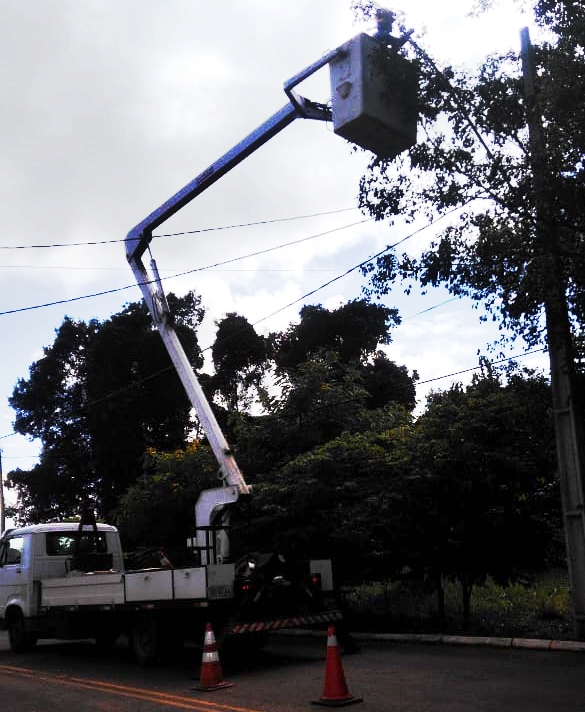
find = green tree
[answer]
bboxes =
[274,300,399,370]
[355,2,584,347]
[221,299,419,574]
[8,317,98,522]
[362,352,418,412]
[8,293,204,523]
[209,312,268,412]
[235,419,412,584]
[352,0,584,631]
[402,370,559,628]
[115,442,217,554]
[226,300,417,477]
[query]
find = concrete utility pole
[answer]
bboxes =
[521,27,585,639]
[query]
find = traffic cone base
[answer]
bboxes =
[192,623,233,692]
[311,698,363,708]
[311,626,362,707]
[194,680,234,692]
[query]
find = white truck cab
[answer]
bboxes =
[0,522,123,651]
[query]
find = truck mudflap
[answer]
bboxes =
[227,608,343,634]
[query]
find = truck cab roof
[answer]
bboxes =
[4,522,118,537]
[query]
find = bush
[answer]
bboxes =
[344,570,575,639]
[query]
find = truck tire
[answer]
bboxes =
[7,609,37,653]
[131,613,160,665]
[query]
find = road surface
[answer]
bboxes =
[1,631,584,711]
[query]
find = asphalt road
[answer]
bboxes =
[1,631,584,711]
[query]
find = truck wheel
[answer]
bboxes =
[7,609,37,653]
[131,614,160,665]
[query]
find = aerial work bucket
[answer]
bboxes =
[329,32,418,160]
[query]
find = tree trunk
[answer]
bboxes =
[460,575,473,631]
[435,573,445,627]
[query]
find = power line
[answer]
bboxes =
[0,346,550,446]
[0,206,474,443]
[0,218,373,317]
[0,284,136,317]
[0,206,547,444]
[248,206,463,328]
[403,297,459,320]
[153,207,359,238]
[0,194,473,318]
[417,348,547,385]
[0,207,359,250]
[0,205,539,444]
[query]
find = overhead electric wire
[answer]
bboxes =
[0,34,557,456]
[0,203,525,441]
[403,297,459,319]
[0,345,549,444]
[417,348,547,385]
[0,217,373,317]
[248,205,463,329]
[0,206,359,250]
[153,206,359,238]
[0,206,473,449]
[0,204,488,440]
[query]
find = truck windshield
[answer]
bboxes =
[0,536,24,565]
[46,532,107,556]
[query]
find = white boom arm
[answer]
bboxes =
[125,49,341,561]
[124,22,416,558]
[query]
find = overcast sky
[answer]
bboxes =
[1,0,548,497]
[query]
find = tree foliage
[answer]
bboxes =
[397,369,560,627]
[355,0,585,350]
[232,422,412,583]
[209,312,268,412]
[233,365,560,608]
[115,441,217,553]
[231,300,417,474]
[273,300,399,370]
[8,293,204,522]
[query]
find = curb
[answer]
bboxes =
[354,632,585,653]
[275,628,585,652]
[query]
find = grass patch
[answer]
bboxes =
[343,570,575,640]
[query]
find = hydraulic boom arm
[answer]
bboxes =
[124,52,341,488]
[124,48,343,556]
[124,20,417,556]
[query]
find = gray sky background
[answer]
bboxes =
[1,1,548,500]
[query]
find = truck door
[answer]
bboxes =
[0,535,29,621]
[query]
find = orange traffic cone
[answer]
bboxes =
[311,626,362,707]
[193,623,233,692]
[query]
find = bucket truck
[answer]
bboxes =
[0,14,417,662]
